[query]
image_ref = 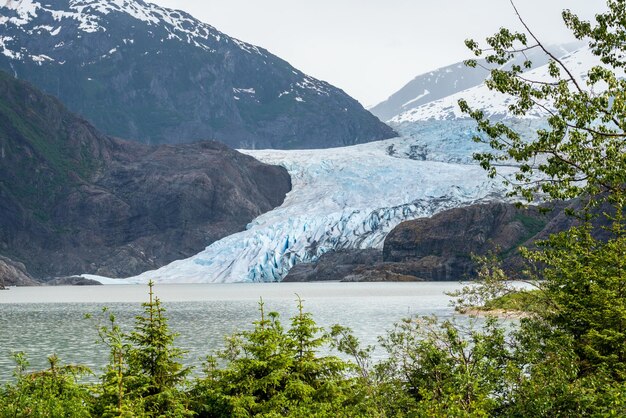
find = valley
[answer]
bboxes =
[88,131,518,284]
[1,1,623,416]
[0,1,602,287]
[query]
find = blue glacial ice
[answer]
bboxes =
[89,120,529,284]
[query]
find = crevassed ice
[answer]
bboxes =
[89,129,520,285]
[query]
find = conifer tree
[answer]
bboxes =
[92,281,192,417]
[126,280,191,416]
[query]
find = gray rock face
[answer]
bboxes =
[0,0,396,149]
[45,276,103,286]
[0,256,39,287]
[285,203,563,282]
[0,71,292,280]
[381,202,555,280]
[283,249,431,282]
[283,249,382,282]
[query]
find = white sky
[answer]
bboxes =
[150,0,606,107]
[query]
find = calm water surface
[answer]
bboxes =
[0,282,466,382]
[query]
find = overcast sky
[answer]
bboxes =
[150,0,606,107]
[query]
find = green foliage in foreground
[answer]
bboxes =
[458,0,626,386]
[91,281,193,417]
[2,280,626,417]
[0,353,92,417]
[3,1,626,417]
[474,290,546,314]
[189,297,372,417]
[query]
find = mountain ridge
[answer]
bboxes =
[390,47,600,124]
[0,0,396,148]
[0,70,292,279]
[370,42,583,123]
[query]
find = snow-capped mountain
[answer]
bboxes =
[0,0,395,148]
[87,134,519,284]
[390,47,600,124]
[370,43,581,123]
[369,62,489,122]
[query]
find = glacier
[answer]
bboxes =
[88,127,521,285]
[85,43,611,285]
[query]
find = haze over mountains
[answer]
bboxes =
[0,0,395,148]
[389,47,600,125]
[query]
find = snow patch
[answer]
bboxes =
[0,36,22,59]
[401,89,430,108]
[233,87,256,94]
[32,24,53,32]
[30,53,53,63]
[391,48,603,123]
[296,75,330,96]
[2,0,40,26]
[1,0,235,52]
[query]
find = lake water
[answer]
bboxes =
[0,282,468,382]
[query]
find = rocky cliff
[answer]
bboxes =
[0,71,291,280]
[0,256,39,286]
[285,202,566,282]
[380,202,555,280]
[0,0,396,148]
[283,249,382,282]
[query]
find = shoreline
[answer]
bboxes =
[460,308,532,319]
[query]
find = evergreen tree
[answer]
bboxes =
[92,281,192,417]
[0,353,93,417]
[190,298,366,417]
[126,280,191,416]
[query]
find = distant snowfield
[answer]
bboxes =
[391,47,602,123]
[88,135,518,284]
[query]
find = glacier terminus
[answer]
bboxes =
[87,125,520,284]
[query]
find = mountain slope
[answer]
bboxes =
[0,70,291,279]
[390,47,600,124]
[369,62,489,122]
[370,43,581,123]
[0,0,396,148]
